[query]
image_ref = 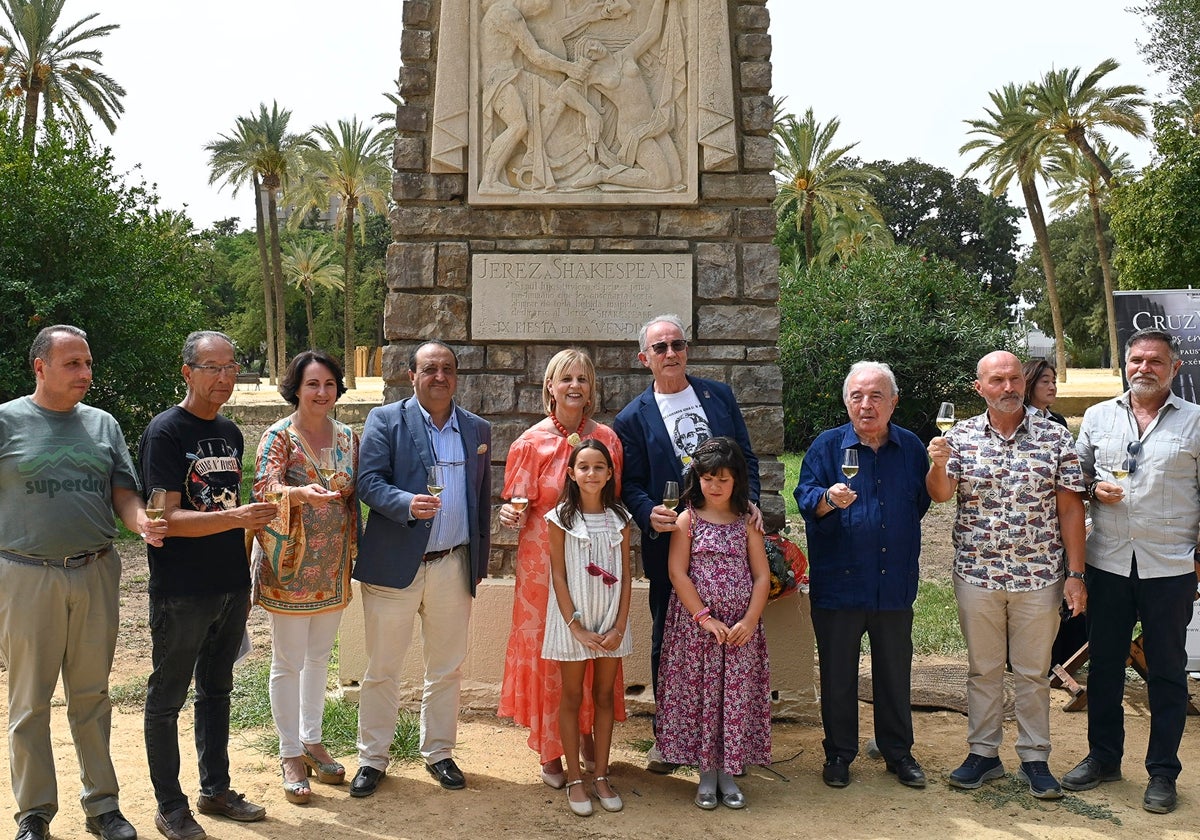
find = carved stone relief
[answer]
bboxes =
[463,0,700,205]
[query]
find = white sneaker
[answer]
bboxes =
[646,743,679,774]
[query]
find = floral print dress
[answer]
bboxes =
[655,511,771,774]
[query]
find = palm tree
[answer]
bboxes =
[289,117,390,388]
[962,83,1070,380]
[1165,86,1200,136]
[282,239,344,349]
[0,0,124,150]
[1024,58,1147,186]
[1049,140,1134,374]
[816,211,894,265]
[205,102,307,380]
[773,108,883,265]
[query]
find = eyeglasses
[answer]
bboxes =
[1124,440,1142,475]
[585,562,618,586]
[189,363,241,376]
[647,339,688,355]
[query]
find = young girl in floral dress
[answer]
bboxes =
[542,439,632,817]
[655,437,771,810]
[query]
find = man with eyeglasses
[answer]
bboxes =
[1065,328,1200,814]
[927,350,1087,801]
[0,325,166,840]
[138,330,277,839]
[349,341,491,797]
[614,313,760,772]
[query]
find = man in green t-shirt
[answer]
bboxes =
[0,325,166,840]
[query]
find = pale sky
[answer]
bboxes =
[96,0,1166,231]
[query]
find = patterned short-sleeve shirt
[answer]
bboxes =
[945,411,1085,591]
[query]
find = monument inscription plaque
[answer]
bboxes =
[471,253,693,340]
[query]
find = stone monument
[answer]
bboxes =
[344,0,815,719]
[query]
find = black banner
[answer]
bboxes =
[1114,289,1200,402]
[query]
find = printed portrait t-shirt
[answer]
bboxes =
[139,405,250,598]
[653,386,711,466]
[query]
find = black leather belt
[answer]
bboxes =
[0,543,112,569]
[422,544,466,563]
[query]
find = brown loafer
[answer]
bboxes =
[196,789,265,823]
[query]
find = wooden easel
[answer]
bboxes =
[1050,636,1200,714]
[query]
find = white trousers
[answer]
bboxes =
[268,609,344,758]
[954,575,1062,762]
[356,549,472,769]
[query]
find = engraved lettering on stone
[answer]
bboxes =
[471,254,693,340]
[468,0,699,205]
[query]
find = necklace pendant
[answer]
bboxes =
[567,433,581,446]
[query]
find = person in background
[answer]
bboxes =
[252,350,359,805]
[497,349,625,789]
[1022,358,1067,428]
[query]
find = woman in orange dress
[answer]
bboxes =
[497,349,625,788]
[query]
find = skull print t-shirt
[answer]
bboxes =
[138,405,251,597]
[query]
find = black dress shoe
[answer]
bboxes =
[1144,775,1177,814]
[426,758,466,790]
[350,766,385,798]
[822,756,850,788]
[85,809,137,840]
[886,755,927,788]
[15,815,48,840]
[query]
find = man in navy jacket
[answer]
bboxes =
[614,314,760,771]
[797,361,931,790]
[350,341,491,797]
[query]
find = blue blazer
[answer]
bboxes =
[354,397,492,595]
[614,375,760,581]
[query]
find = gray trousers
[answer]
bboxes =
[0,547,122,825]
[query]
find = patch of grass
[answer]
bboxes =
[780,452,802,515]
[628,737,653,754]
[954,774,1120,826]
[912,579,965,656]
[230,655,420,764]
[109,676,148,710]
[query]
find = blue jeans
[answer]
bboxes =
[1085,560,1196,779]
[144,589,249,813]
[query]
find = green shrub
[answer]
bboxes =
[779,247,1015,448]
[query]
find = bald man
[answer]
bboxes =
[927,351,1087,800]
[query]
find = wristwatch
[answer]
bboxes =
[1065,570,1086,581]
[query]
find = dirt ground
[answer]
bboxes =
[3,523,1199,840]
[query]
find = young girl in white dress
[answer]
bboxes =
[542,439,632,817]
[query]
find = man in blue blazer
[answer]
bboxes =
[350,341,492,797]
[614,314,760,771]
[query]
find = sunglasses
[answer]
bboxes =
[586,562,618,586]
[1124,440,1142,475]
[647,339,688,355]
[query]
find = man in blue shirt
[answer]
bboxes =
[797,361,931,789]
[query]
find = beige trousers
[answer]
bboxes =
[954,574,1062,762]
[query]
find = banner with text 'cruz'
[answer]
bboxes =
[1115,289,1200,401]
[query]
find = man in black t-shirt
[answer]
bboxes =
[138,331,277,840]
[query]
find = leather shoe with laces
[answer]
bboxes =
[822,756,850,787]
[86,809,137,840]
[1061,755,1122,791]
[350,766,385,798]
[426,757,466,790]
[15,815,48,840]
[886,755,927,788]
[195,789,265,823]
[1144,775,1177,814]
[153,808,205,840]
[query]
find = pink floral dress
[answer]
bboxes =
[655,511,771,774]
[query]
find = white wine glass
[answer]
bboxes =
[427,465,444,498]
[318,447,337,483]
[841,449,859,482]
[936,402,956,434]
[146,488,167,520]
[662,480,680,510]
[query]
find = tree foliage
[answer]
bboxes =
[1109,106,1200,290]
[1132,0,1200,97]
[864,158,1022,306]
[0,0,124,150]
[0,122,204,442]
[779,247,1014,449]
